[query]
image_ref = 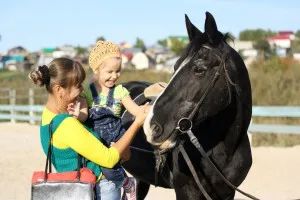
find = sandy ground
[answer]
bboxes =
[0,123,299,200]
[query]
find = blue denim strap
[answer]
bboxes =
[106,86,115,108]
[89,83,100,105]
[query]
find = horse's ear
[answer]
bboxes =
[205,12,222,45]
[185,14,202,41]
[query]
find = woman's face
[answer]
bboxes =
[58,84,83,112]
[66,84,84,103]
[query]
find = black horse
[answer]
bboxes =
[121,12,252,200]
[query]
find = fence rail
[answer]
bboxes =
[0,88,46,124]
[248,106,300,134]
[0,88,300,134]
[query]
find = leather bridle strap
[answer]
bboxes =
[178,144,213,200]
[188,61,222,120]
[185,129,260,200]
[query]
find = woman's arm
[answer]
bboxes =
[120,147,131,163]
[54,118,120,168]
[112,103,149,158]
[54,103,149,168]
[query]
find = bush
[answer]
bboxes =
[249,57,300,146]
[249,57,300,105]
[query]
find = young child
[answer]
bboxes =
[68,41,149,200]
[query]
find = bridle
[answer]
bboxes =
[170,45,259,200]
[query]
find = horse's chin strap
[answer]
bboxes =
[178,120,260,200]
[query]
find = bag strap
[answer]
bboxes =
[44,116,84,181]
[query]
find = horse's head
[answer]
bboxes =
[144,12,249,149]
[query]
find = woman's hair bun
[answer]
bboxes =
[29,65,50,86]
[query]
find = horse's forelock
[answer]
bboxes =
[174,35,208,71]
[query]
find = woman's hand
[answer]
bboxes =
[120,147,131,163]
[134,103,150,126]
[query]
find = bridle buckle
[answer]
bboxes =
[176,118,193,133]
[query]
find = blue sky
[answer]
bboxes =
[0,0,299,53]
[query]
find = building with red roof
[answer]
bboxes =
[267,31,295,49]
[267,31,295,56]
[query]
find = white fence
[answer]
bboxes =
[0,88,300,134]
[0,88,46,124]
[248,106,300,134]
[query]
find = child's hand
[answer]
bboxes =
[134,102,150,126]
[67,101,81,118]
[143,104,152,113]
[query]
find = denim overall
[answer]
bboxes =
[88,83,126,182]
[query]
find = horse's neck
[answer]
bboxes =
[195,96,250,154]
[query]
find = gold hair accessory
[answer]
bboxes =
[89,41,121,73]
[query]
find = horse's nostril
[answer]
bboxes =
[150,122,163,137]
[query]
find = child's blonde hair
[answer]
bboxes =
[89,41,121,73]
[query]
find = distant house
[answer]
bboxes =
[121,52,133,68]
[131,52,150,70]
[120,41,133,50]
[122,47,142,54]
[267,31,295,57]
[121,48,143,69]
[7,46,28,56]
[228,40,257,67]
[228,40,254,52]
[55,45,76,58]
[157,56,179,73]
[40,45,76,59]
[146,44,174,65]
[1,46,31,71]
[37,55,53,66]
[1,55,31,71]
[293,53,300,61]
[267,34,294,49]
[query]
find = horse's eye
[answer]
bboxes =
[193,65,207,76]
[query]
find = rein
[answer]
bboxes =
[172,45,260,200]
[129,145,173,187]
[178,127,260,200]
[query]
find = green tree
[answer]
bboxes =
[169,37,187,56]
[134,37,146,52]
[253,39,274,59]
[157,39,167,47]
[75,46,88,56]
[291,40,300,53]
[295,30,300,39]
[96,36,106,42]
[239,29,277,41]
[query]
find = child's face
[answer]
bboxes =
[97,57,121,88]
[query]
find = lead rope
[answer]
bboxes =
[185,129,260,200]
[178,144,213,200]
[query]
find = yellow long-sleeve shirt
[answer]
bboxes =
[40,108,120,179]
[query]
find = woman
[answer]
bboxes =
[29,57,148,200]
